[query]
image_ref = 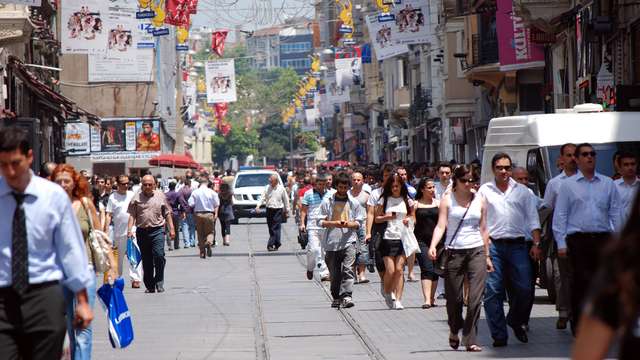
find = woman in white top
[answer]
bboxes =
[429,164,493,352]
[375,173,415,310]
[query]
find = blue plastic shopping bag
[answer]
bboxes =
[126,237,141,268]
[97,278,134,348]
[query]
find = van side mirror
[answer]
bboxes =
[527,149,546,197]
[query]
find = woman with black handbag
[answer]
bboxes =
[428,164,493,352]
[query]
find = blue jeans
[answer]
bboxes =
[64,274,97,360]
[483,241,533,341]
[181,213,196,247]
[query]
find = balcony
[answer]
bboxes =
[0,4,32,44]
[409,85,432,126]
[471,32,498,66]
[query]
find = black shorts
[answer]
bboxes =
[381,239,405,258]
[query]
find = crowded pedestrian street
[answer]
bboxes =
[92,219,575,360]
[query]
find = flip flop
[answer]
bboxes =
[466,344,482,352]
[421,303,432,309]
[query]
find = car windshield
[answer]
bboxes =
[235,173,272,188]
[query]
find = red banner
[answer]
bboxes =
[214,102,228,121]
[188,0,199,14]
[211,30,228,57]
[165,0,191,27]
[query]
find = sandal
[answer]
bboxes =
[466,344,482,352]
[421,303,432,309]
[449,334,460,350]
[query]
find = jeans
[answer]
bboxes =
[266,207,283,249]
[64,274,97,360]
[325,244,357,300]
[484,241,533,341]
[137,226,166,291]
[181,213,196,247]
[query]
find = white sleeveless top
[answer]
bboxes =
[444,192,483,249]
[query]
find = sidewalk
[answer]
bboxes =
[91,220,575,359]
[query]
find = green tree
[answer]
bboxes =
[211,122,259,166]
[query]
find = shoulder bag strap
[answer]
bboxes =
[446,193,475,249]
[81,197,96,232]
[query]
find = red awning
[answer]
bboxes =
[321,160,351,168]
[149,154,201,169]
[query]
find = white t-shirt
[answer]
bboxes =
[376,196,414,240]
[106,190,135,239]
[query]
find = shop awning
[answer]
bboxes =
[7,56,101,126]
[149,153,202,169]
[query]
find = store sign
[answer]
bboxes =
[0,0,42,4]
[64,123,91,155]
[88,50,154,82]
[496,0,545,71]
[91,151,160,161]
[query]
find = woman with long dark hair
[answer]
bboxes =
[572,190,640,360]
[429,164,492,352]
[375,173,415,310]
[414,177,440,308]
[218,183,234,246]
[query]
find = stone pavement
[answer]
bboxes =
[92,219,576,360]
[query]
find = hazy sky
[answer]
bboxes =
[192,0,315,40]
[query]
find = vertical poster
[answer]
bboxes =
[105,0,138,56]
[325,71,350,104]
[365,14,409,60]
[391,0,429,45]
[90,125,102,152]
[100,121,126,151]
[205,59,237,103]
[136,120,161,151]
[496,0,544,71]
[125,121,137,150]
[64,123,91,155]
[335,57,362,87]
[61,0,109,54]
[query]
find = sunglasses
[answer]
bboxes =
[579,151,596,158]
[495,165,512,171]
[458,178,475,184]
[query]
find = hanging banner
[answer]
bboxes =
[304,108,320,131]
[105,0,139,55]
[88,50,154,82]
[165,0,191,26]
[205,59,237,103]
[365,14,409,60]
[391,0,429,45]
[64,123,91,155]
[335,56,362,87]
[61,0,109,54]
[0,0,41,4]
[496,0,545,71]
[325,72,350,104]
[211,30,229,57]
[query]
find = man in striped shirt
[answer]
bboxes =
[300,173,332,280]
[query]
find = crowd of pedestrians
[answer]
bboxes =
[1,121,639,359]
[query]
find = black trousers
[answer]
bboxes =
[566,232,610,334]
[266,208,283,249]
[137,226,167,290]
[0,282,66,360]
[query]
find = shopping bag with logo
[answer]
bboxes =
[400,219,420,257]
[126,236,142,268]
[98,278,134,348]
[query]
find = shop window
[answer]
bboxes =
[519,83,544,112]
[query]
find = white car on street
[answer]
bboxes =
[231,169,283,222]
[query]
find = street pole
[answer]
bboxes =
[289,120,294,169]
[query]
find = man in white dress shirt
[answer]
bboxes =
[189,178,219,258]
[478,153,541,347]
[435,163,452,200]
[542,143,577,330]
[256,174,290,251]
[553,143,621,335]
[614,152,639,225]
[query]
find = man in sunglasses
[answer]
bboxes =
[478,153,542,347]
[106,175,142,288]
[553,143,621,335]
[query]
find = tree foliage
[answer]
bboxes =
[211,122,259,166]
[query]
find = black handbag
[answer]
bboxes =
[298,230,309,249]
[434,194,474,276]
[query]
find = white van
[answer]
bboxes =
[481,105,640,302]
[231,169,283,222]
[481,105,640,191]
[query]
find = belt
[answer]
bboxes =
[447,245,484,254]
[195,211,214,214]
[567,232,610,240]
[0,280,59,294]
[490,237,526,244]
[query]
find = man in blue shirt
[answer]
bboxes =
[0,126,94,359]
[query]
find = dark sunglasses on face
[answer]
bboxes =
[495,165,512,171]
[458,178,475,184]
[579,151,596,158]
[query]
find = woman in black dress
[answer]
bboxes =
[414,177,440,308]
[218,183,234,246]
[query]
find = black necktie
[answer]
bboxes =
[12,192,28,295]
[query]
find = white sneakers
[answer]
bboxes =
[393,300,404,310]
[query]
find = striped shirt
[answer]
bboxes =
[302,188,332,230]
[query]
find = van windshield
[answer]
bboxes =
[547,142,640,178]
[235,173,272,188]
